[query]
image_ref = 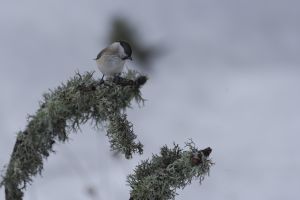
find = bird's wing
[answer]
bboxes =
[94,48,106,60]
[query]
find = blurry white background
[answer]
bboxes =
[1,0,300,199]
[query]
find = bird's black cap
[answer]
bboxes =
[119,41,132,59]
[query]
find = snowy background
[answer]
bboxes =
[1,0,300,199]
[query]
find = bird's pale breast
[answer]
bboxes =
[97,55,125,76]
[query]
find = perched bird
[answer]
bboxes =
[95,41,132,80]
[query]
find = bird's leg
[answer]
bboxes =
[99,74,105,85]
[99,75,112,87]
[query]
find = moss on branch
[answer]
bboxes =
[128,141,213,200]
[0,70,214,200]
[1,71,147,200]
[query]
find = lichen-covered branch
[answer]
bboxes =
[1,71,147,200]
[128,141,213,200]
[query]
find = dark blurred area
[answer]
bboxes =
[107,16,162,71]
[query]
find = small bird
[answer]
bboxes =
[95,41,132,81]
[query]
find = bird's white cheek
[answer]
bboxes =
[118,45,126,58]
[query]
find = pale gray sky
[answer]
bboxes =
[1,1,300,199]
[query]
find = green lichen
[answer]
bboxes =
[0,70,214,200]
[1,71,147,200]
[128,141,213,200]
